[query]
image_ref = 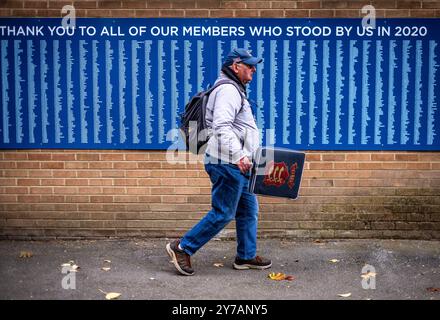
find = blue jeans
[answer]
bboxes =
[180,158,259,260]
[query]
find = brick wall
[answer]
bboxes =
[1,0,440,240]
[2,0,440,18]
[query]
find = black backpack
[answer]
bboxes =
[179,80,244,154]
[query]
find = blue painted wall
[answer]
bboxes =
[0,18,439,150]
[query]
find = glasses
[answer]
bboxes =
[236,62,255,70]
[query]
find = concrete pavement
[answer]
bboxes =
[0,238,439,300]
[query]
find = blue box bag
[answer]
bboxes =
[248,147,306,200]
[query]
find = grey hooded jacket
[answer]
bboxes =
[205,72,260,164]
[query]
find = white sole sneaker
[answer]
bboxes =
[233,262,272,270]
[166,243,194,276]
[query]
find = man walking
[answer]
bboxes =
[166,48,271,276]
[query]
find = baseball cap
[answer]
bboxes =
[223,48,263,67]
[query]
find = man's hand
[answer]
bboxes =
[237,156,252,174]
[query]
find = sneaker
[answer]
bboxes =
[166,240,195,276]
[233,255,272,270]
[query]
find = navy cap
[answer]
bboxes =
[223,48,263,67]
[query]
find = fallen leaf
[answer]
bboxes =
[19,251,33,258]
[105,292,121,300]
[268,272,295,281]
[361,272,377,280]
[329,259,340,263]
[61,261,80,272]
[427,287,440,292]
[269,272,282,280]
[338,293,352,298]
[213,263,224,268]
[101,267,111,272]
[99,289,121,300]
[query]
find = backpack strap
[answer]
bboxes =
[206,80,247,150]
[207,79,245,109]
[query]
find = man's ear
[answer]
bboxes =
[230,64,239,74]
